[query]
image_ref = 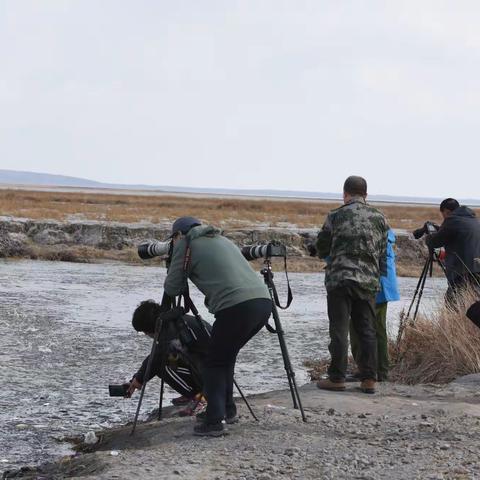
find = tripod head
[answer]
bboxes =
[260,258,274,285]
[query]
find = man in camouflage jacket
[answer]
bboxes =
[316,176,388,394]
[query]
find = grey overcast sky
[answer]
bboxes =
[0,1,479,198]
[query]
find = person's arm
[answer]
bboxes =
[315,213,333,259]
[126,355,150,397]
[164,238,188,297]
[379,227,388,277]
[425,220,454,249]
[127,344,163,397]
[132,354,152,384]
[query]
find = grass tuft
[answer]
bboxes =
[305,286,480,385]
[390,286,480,384]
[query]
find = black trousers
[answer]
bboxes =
[203,298,272,424]
[327,285,377,382]
[152,357,202,398]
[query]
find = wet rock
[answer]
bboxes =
[451,373,480,385]
[32,229,72,245]
[84,431,98,445]
[0,226,30,257]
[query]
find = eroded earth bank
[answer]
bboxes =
[0,217,427,275]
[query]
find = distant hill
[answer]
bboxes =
[1,169,479,206]
[0,169,104,188]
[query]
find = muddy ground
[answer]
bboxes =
[5,377,480,480]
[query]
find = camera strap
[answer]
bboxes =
[181,238,202,318]
[272,256,293,309]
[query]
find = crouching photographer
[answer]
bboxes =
[125,299,212,416]
[164,216,272,437]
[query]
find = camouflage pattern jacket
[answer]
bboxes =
[316,197,388,294]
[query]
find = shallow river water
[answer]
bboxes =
[0,260,446,472]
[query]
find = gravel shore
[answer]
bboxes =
[5,378,480,480]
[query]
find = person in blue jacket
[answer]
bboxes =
[349,228,400,381]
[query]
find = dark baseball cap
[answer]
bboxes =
[170,216,201,237]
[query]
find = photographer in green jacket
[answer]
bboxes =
[164,217,272,437]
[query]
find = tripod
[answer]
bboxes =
[261,258,307,422]
[396,249,448,349]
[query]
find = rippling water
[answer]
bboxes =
[0,259,446,472]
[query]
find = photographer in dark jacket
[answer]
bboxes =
[426,198,480,304]
[126,300,210,415]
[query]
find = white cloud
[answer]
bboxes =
[0,0,479,198]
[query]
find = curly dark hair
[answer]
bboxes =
[132,299,163,333]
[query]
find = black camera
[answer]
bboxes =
[108,383,129,397]
[137,239,172,260]
[413,221,440,240]
[241,242,287,261]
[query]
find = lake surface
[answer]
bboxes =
[0,260,446,472]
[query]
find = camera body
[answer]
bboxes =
[413,221,440,240]
[137,239,172,260]
[108,383,129,397]
[241,242,287,261]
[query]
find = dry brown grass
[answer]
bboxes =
[390,287,480,384]
[306,287,480,385]
[2,188,476,230]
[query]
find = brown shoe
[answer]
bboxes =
[360,379,376,394]
[316,378,346,391]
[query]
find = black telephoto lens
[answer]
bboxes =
[412,227,426,240]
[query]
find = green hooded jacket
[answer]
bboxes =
[164,225,270,314]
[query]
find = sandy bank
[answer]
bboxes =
[5,378,480,480]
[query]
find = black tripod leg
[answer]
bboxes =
[131,317,163,436]
[396,256,430,350]
[413,257,431,322]
[158,377,165,420]
[406,257,430,319]
[233,379,258,421]
[270,299,307,422]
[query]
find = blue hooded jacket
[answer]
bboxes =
[376,229,400,304]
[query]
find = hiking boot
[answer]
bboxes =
[193,422,227,437]
[360,379,376,394]
[316,378,346,391]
